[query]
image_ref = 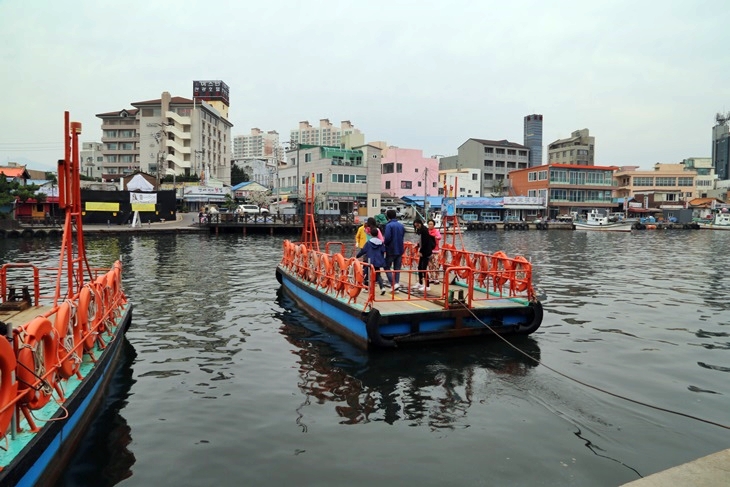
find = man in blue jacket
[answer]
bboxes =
[383,209,406,290]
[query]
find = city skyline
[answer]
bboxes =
[1,1,728,172]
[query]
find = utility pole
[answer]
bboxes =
[154,123,170,189]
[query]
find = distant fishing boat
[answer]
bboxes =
[574,209,633,232]
[275,179,543,349]
[0,112,133,486]
[697,208,730,231]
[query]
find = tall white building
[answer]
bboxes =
[233,128,279,163]
[80,142,104,180]
[289,119,362,147]
[96,89,233,185]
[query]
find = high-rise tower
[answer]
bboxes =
[523,114,543,167]
[713,112,730,181]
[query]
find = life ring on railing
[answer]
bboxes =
[296,245,309,278]
[332,253,348,295]
[0,337,18,436]
[94,275,112,334]
[490,251,512,290]
[472,252,490,287]
[401,242,417,268]
[77,283,99,351]
[281,240,292,266]
[345,258,364,301]
[54,300,81,379]
[318,254,333,289]
[17,316,58,410]
[510,255,532,293]
[306,250,320,282]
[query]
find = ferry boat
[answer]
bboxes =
[275,179,543,349]
[0,113,133,486]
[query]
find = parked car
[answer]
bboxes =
[236,204,268,215]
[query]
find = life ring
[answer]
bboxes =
[318,253,333,289]
[281,240,292,266]
[77,283,99,351]
[439,244,456,268]
[306,250,320,283]
[402,242,418,268]
[454,251,473,279]
[472,252,490,287]
[345,258,364,302]
[510,255,532,293]
[490,251,512,291]
[296,245,309,278]
[54,300,81,379]
[94,275,112,334]
[17,316,58,410]
[332,253,348,295]
[0,336,18,436]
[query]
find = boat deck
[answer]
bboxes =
[0,304,55,330]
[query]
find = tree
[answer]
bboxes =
[492,178,505,196]
[0,175,45,206]
[231,165,249,186]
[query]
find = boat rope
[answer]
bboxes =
[455,302,730,431]
[15,345,53,393]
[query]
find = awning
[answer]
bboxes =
[184,195,226,202]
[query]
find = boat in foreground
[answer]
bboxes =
[0,113,132,486]
[275,181,543,349]
[574,209,633,232]
[697,208,730,230]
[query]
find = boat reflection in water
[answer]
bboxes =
[58,341,138,487]
[276,291,540,429]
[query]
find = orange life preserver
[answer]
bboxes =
[296,245,308,277]
[510,255,532,293]
[332,253,348,295]
[490,251,512,291]
[318,253,333,290]
[17,316,58,410]
[402,242,417,268]
[94,275,112,334]
[54,300,81,379]
[306,250,320,283]
[345,258,364,301]
[472,252,490,287]
[77,283,99,351]
[0,336,18,436]
[281,240,291,266]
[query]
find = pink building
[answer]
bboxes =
[381,147,440,198]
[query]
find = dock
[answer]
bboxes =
[620,448,730,486]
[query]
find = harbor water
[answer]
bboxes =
[2,229,728,486]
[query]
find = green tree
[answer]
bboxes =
[231,165,249,186]
[0,175,45,206]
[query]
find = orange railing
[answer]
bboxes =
[279,240,536,310]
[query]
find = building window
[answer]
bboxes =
[472,173,478,180]
[418,181,422,187]
[633,177,653,186]
[528,171,537,182]
[316,173,323,183]
[396,163,403,173]
[519,150,527,157]
[484,160,493,167]
[400,181,412,189]
[382,163,394,174]
[496,148,505,155]
[656,177,677,187]
[385,181,391,189]
[305,153,312,163]
[538,170,547,180]
[495,161,505,168]
[484,147,493,154]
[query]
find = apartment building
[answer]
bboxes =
[80,142,104,180]
[547,129,595,165]
[289,119,362,147]
[232,128,279,165]
[524,114,543,167]
[509,163,617,219]
[440,138,529,196]
[379,147,440,199]
[96,90,232,185]
[277,143,382,216]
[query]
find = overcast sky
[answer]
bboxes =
[1,0,728,172]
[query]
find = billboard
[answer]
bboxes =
[193,80,230,105]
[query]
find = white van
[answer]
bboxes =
[236,204,267,215]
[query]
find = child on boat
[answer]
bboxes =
[356,221,387,295]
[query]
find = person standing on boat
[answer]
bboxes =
[355,217,384,249]
[356,221,387,295]
[383,209,405,290]
[355,221,368,249]
[413,218,435,292]
[426,218,441,284]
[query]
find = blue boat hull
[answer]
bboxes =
[0,304,133,487]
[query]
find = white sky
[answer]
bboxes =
[1,0,728,172]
